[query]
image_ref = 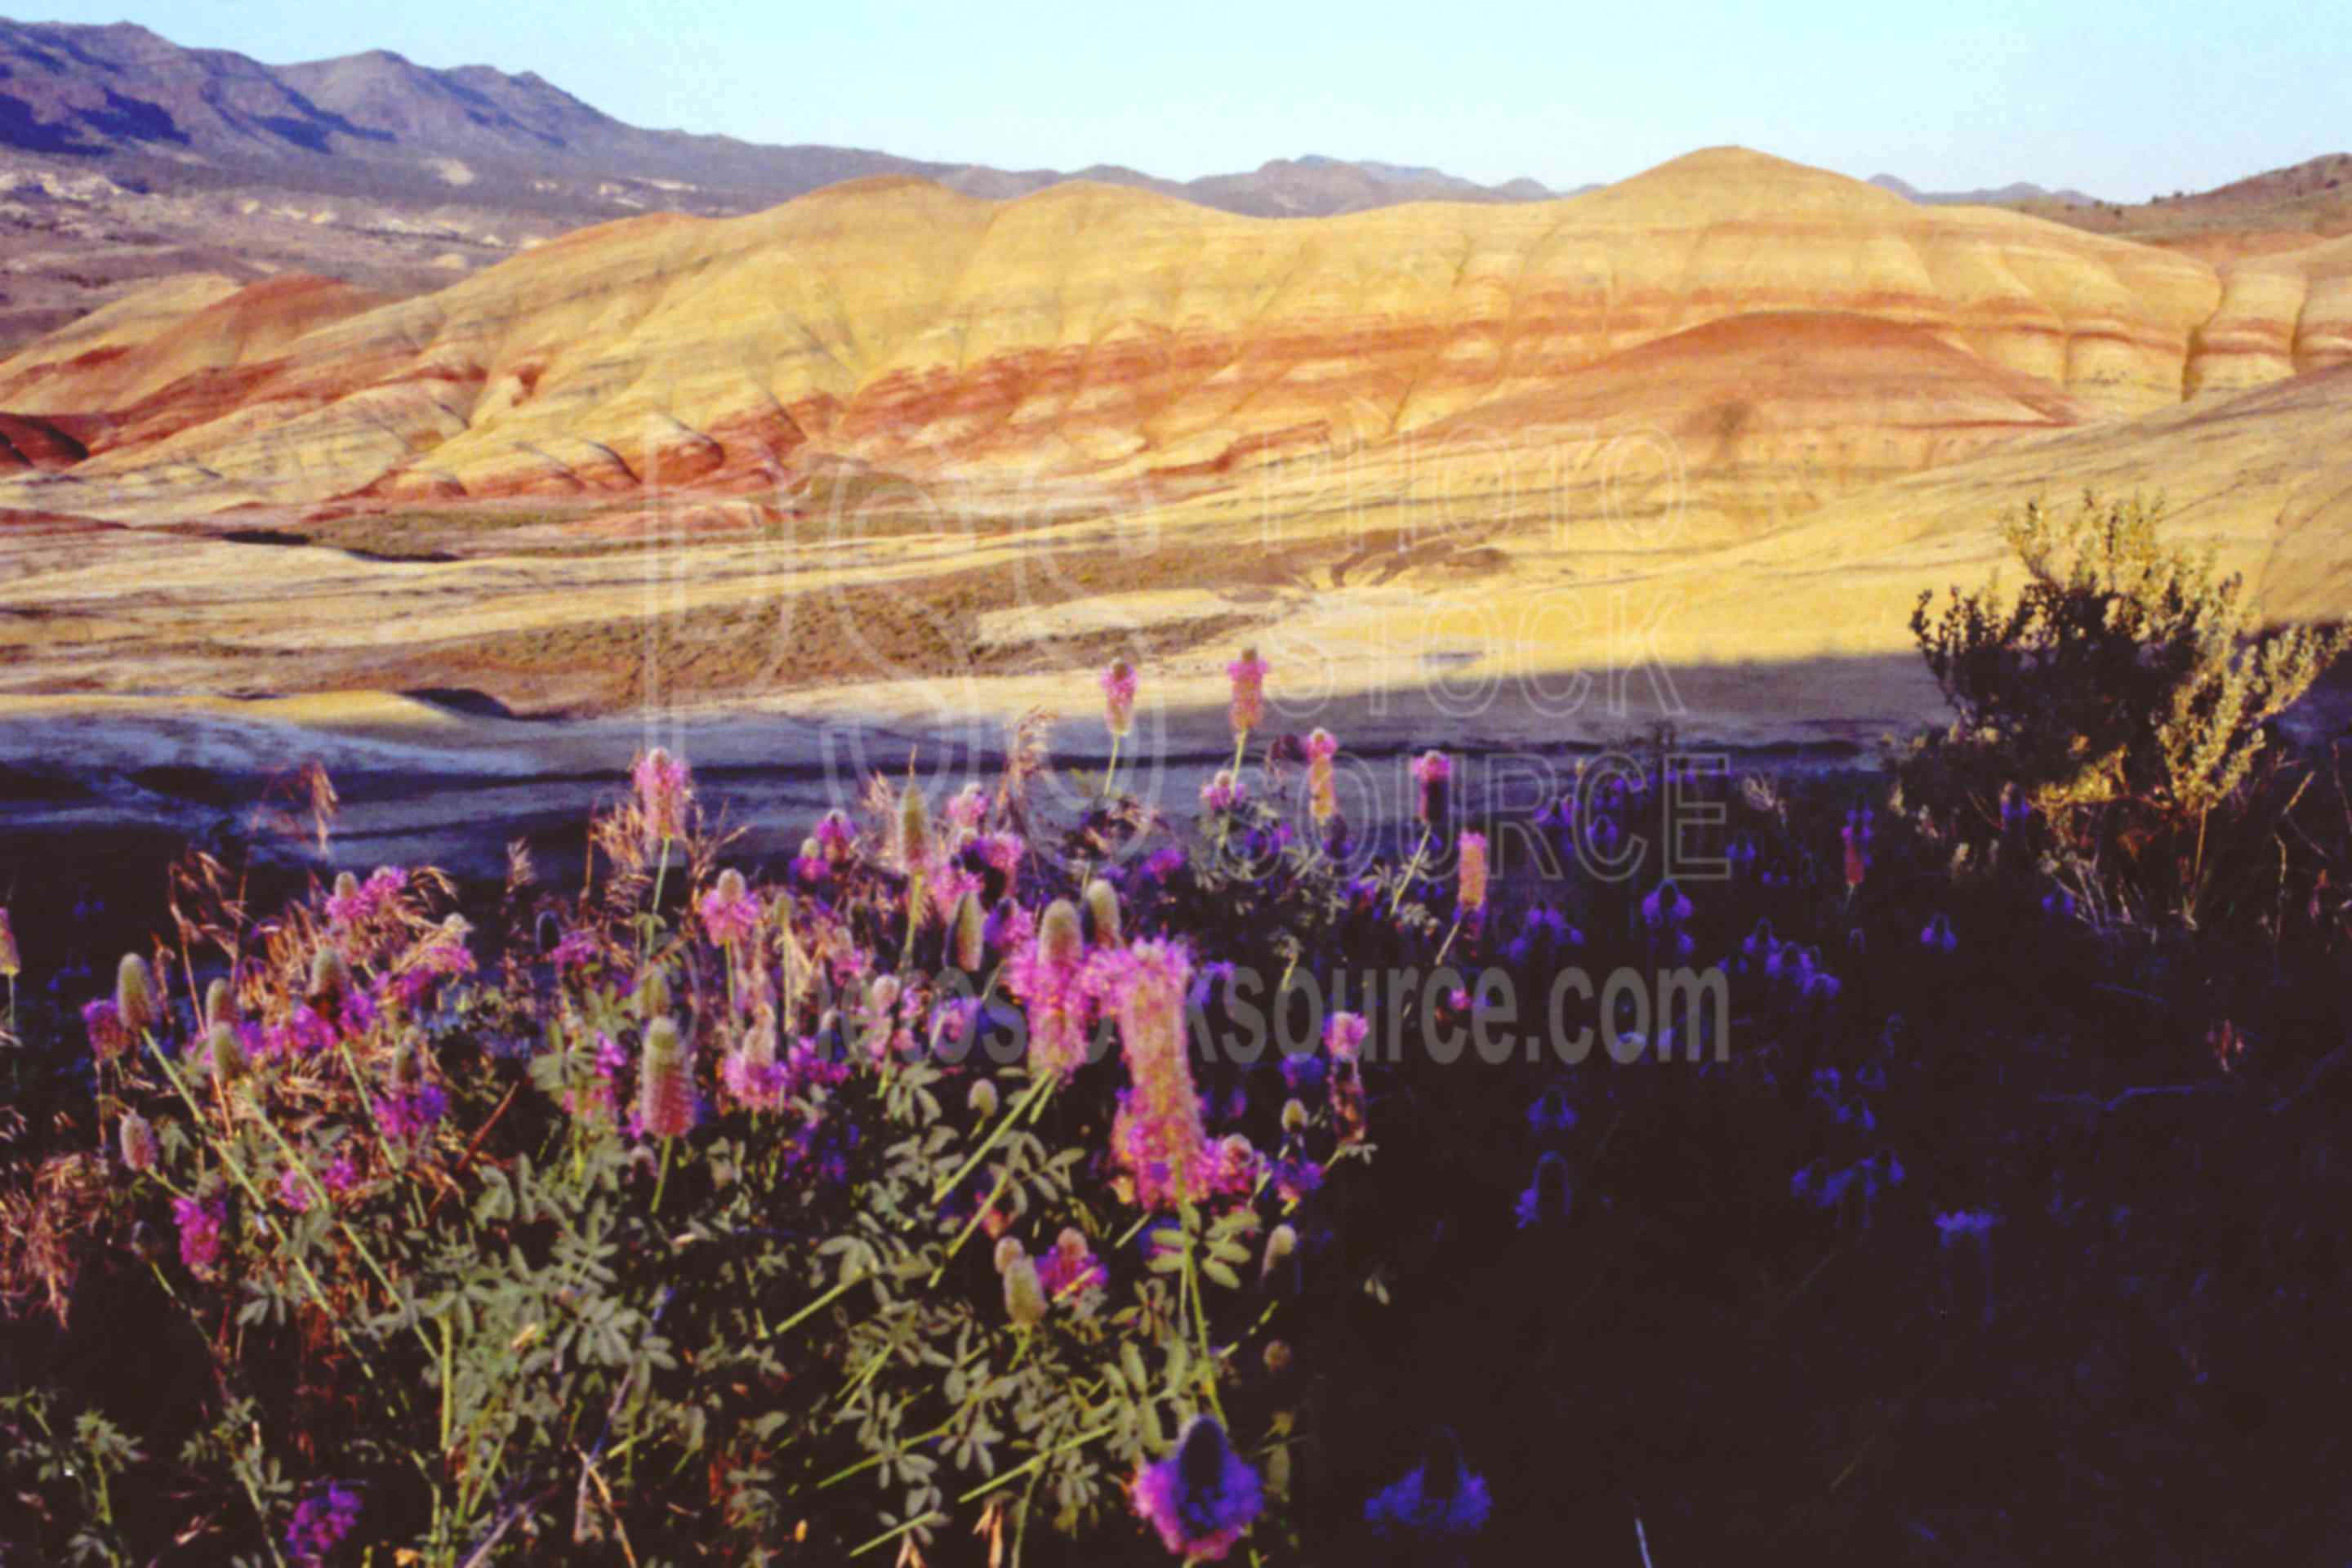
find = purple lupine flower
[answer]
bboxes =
[1513,1151,1572,1229]
[1526,1084,1577,1135]
[1131,1415,1263,1561]
[278,1164,313,1213]
[2000,789,2034,834]
[285,1481,362,1566]
[1278,1048,1325,1093]
[1640,879,1693,930]
[375,1082,448,1147]
[172,1194,225,1276]
[1272,1154,1325,1205]
[1936,1209,1998,1240]
[1364,1427,1491,1543]
[1919,913,1958,953]
[1506,905,1579,966]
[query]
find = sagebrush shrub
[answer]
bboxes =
[1902,491,2348,920]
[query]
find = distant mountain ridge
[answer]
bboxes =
[0,18,1554,217]
[1869,173,2106,207]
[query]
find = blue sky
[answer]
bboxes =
[31,1,2347,199]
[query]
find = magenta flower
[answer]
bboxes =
[638,1018,697,1140]
[1203,1133,1266,1198]
[324,866,406,929]
[814,808,857,863]
[700,870,761,947]
[82,999,129,1063]
[1324,1011,1369,1063]
[564,1034,630,1125]
[1002,902,1098,1081]
[1410,751,1452,826]
[632,746,693,840]
[1037,1227,1109,1300]
[118,1111,159,1174]
[1131,1415,1263,1561]
[1226,648,1270,737]
[978,831,1027,882]
[322,1149,361,1196]
[1106,940,1211,1209]
[263,1007,332,1060]
[1306,728,1340,826]
[172,1194,225,1277]
[719,1013,787,1112]
[550,927,599,971]
[946,783,990,831]
[1200,770,1245,812]
[278,1163,313,1213]
[1457,831,1490,915]
[1101,659,1140,738]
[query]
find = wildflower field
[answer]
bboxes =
[3,499,2352,1565]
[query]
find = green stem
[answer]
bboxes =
[1180,1224,1227,1426]
[1432,916,1463,971]
[148,1036,393,1386]
[930,1073,1051,1204]
[1102,733,1122,800]
[814,1418,957,1490]
[1213,729,1250,861]
[929,1165,1014,1286]
[640,835,672,972]
[249,1110,429,1358]
[1387,828,1432,919]
[850,1512,943,1558]
[653,1134,675,1214]
[955,1422,1116,1505]
[760,1272,866,1343]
